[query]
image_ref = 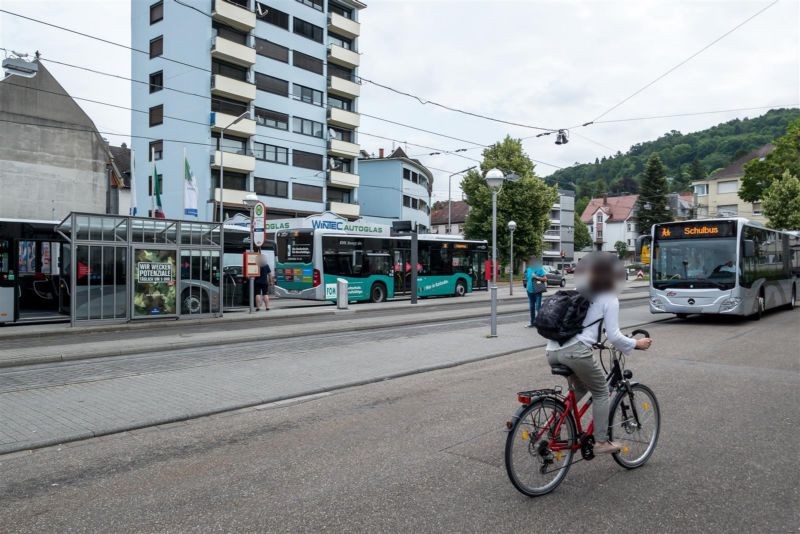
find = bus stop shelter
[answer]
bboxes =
[56,213,222,326]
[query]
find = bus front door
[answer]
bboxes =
[393,250,410,294]
[472,251,488,290]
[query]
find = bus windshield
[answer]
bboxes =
[653,238,738,289]
[276,231,313,263]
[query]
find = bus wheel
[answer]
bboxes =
[752,291,765,321]
[182,289,207,314]
[786,287,797,311]
[676,313,688,319]
[370,283,386,303]
[454,280,467,297]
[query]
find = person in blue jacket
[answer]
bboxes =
[524,256,548,327]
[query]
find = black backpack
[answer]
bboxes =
[533,290,601,345]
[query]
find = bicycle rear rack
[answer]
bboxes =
[516,386,563,404]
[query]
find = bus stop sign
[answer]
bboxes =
[252,202,267,248]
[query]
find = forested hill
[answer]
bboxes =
[546,108,800,197]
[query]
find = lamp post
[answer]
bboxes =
[447,166,476,234]
[485,168,519,337]
[243,193,259,314]
[508,220,517,296]
[216,109,250,316]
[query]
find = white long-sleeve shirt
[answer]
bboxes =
[545,292,637,355]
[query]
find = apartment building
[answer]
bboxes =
[358,147,433,232]
[581,194,640,253]
[131,0,365,222]
[692,144,772,224]
[541,190,575,266]
[430,200,468,236]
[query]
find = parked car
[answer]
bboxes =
[542,265,567,287]
[564,262,577,274]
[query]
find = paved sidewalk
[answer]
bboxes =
[0,302,659,455]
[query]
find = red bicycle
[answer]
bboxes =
[504,329,660,497]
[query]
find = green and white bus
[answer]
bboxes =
[274,229,489,303]
[649,218,800,318]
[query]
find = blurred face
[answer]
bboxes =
[530,257,541,267]
[574,253,624,294]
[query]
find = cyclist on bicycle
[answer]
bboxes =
[545,253,652,455]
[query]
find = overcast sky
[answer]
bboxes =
[2,0,798,202]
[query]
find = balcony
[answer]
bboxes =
[328,170,359,189]
[327,200,360,218]
[542,249,561,257]
[212,0,256,31]
[328,75,360,98]
[327,44,360,69]
[211,150,256,173]
[213,188,251,205]
[328,12,360,39]
[328,107,360,129]
[328,138,360,158]
[211,74,256,102]
[211,111,256,137]
[544,231,560,241]
[212,35,256,67]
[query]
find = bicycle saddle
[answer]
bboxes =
[550,364,574,377]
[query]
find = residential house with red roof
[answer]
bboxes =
[581,194,640,253]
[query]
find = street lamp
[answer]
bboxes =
[508,220,517,296]
[243,192,259,314]
[486,168,520,337]
[216,109,250,316]
[448,166,477,234]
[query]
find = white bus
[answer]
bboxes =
[649,218,800,318]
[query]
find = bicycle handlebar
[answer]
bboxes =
[630,329,650,338]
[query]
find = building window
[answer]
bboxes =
[293,150,324,170]
[149,36,163,58]
[292,83,323,106]
[254,107,288,130]
[694,183,708,196]
[328,63,354,82]
[328,95,352,111]
[212,170,248,191]
[328,32,353,50]
[255,72,288,96]
[717,204,739,217]
[213,59,248,82]
[256,3,289,29]
[254,142,288,164]
[212,132,248,154]
[149,71,163,93]
[293,183,323,202]
[255,37,289,63]
[329,127,353,143]
[292,117,324,138]
[255,178,288,197]
[296,0,323,11]
[718,180,738,194]
[149,105,163,126]
[330,2,353,19]
[148,140,163,160]
[293,51,323,75]
[752,202,763,216]
[213,21,248,45]
[331,157,353,173]
[327,187,352,204]
[293,18,323,43]
[150,1,163,24]
[211,95,248,117]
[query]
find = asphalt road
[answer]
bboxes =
[1,305,797,532]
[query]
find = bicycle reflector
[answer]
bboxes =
[517,394,532,405]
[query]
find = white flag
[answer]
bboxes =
[129,148,138,216]
[184,149,198,217]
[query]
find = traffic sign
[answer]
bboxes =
[252,201,267,248]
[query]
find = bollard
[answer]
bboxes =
[336,278,349,310]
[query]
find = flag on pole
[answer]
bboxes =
[153,163,165,219]
[129,148,138,216]
[183,149,198,217]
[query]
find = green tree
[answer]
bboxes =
[636,154,672,235]
[574,211,592,251]
[614,240,628,259]
[762,171,800,229]
[462,136,558,265]
[740,118,800,202]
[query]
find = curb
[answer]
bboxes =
[0,292,649,369]
[0,315,670,457]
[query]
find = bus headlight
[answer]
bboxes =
[650,297,665,311]
[719,297,741,313]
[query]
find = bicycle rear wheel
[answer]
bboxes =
[504,397,576,497]
[609,383,660,469]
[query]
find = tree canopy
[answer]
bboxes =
[636,154,671,235]
[573,211,592,251]
[740,117,800,202]
[762,171,800,230]
[462,136,558,265]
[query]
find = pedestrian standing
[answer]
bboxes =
[254,251,272,311]
[524,255,547,327]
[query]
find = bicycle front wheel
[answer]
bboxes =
[609,383,661,469]
[504,397,576,497]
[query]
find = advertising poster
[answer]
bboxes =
[134,249,177,316]
[41,243,52,274]
[18,241,36,273]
